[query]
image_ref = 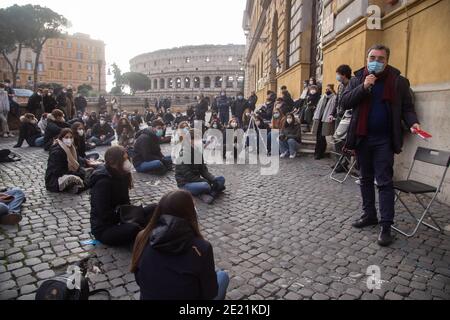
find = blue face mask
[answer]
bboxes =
[336,75,343,83]
[368,61,385,74]
[155,130,164,137]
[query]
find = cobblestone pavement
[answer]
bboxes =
[0,136,449,301]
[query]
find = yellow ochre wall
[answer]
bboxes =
[322,0,450,90]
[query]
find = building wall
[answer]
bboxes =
[243,0,315,106]
[0,33,106,92]
[321,0,450,204]
[130,45,245,103]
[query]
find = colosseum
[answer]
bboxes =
[130,44,245,105]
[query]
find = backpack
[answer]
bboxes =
[35,266,110,300]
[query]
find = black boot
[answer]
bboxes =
[352,216,379,229]
[378,226,394,247]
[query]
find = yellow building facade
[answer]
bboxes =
[243,0,316,103]
[243,0,450,204]
[0,33,106,92]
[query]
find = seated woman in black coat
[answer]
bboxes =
[43,109,70,151]
[45,128,86,194]
[90,146,156,247]
[131,190,229,300]
[71,122,100,168]
[13,113,44,148]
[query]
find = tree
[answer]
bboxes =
[123,72,151,94]
[77,84,93,96]
[0,5,36,87]
[24,5,69,90]
[110,63,124,95]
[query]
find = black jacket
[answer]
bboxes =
[248,94,258,111]
[281,122,302,143]
[43,95,57,113]
[91,123,115,139]
[74,96,87,111]
[195,99,209,119]
[27,93,42,113]
[133,130,164,167]
[135,215,218,300]
[43,117,70,151]
[15,118,42,147]
[282,92,295,109]
[341,66,419,154]
[175,147,215,187]
[45,144,84,192]
[89,165,131,237]
[232,99,249,121]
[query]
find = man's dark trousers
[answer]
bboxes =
[356,135,395,227]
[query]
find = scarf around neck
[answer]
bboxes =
[56,139,80,173]
[356,65,398,137]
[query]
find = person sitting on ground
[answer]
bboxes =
[38,113,48,135]
[163,109,175,127]
[0,187,26,226]
[130,110,143,132]
[88,116,115,146]
[43,109,70,151]
[45,128,86,194]
[85,112,99,137]
[131,190,230,300]
[241,108,253,131]
[14,113,44,148]
[133,120,173,174]
[89,146,157,247]
[175,129,226,205]
[71,122,100,168]
[117,117,135,150]
[280,113,302,159]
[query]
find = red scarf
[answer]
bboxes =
[356,65,397,137]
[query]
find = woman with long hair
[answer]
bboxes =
[71,122,100,167]
[89,146,156,247]
[131,190,229,300]
[116,117,135,149]
[45,128,86,194]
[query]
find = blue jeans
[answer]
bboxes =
[34,136,45,148]
[89,136,115,146]
[214,270,230,301]
[135,156,172,173]
[182,176,225,196]
[0,188,26,217]
[280,138,300,156]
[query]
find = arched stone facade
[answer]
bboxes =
[130,45,245,103]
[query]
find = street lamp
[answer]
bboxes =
[97,59,103,94]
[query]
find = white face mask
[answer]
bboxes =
[246,113,251,117]
[231,122,237,128]
[63,138,73,147]
[78,129,84,137]
[123,160,133,173]
[287,118,293,124]
[100,121,106,126]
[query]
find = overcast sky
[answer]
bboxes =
[1,0,247,89]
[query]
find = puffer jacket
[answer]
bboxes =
[89,165,131,237]
[15,116,42,147]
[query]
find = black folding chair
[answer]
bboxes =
[330,146,358,184]
[393,147,450,238]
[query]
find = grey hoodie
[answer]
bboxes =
[0,89,10,114]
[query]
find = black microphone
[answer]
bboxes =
[368,71,376,92]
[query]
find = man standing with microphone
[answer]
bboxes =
[341,45,420,247]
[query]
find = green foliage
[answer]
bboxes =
[77,84,93,96]
[122,72,151,94]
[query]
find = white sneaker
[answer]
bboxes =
[289,154,297,159]
[2,133,8,138]
[8,133,14,138]
[280,151,289,158]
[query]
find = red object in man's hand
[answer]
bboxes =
[413,128,432,140]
